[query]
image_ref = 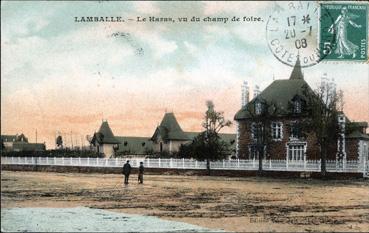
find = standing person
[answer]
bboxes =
[138,162,144,184]
[122,160,131,185]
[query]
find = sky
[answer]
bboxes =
[1,1,368,149]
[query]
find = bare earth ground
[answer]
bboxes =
[1,171,369,232]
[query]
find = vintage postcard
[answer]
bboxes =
[1,1,369,232]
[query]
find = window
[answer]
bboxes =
[251,122,263,141]
[293,100,302,114]
[288,144,305,161]
[255,102,262,115]
[271,122,283,140]
[250,123,257,141]
[290,122,301,139]
[249,145,259,159]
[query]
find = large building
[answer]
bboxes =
[90,112,236,158]
[1,133,46,152]
[234,58,369,164]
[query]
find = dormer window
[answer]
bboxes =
[255,102,262,115]
[293,100,301,114]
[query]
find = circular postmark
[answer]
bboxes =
[266,2,336,67]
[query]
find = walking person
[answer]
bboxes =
[138,162,144,184]
[122,160,131,185]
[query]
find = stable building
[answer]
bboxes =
[234,58,369,165]
[1,133,46,152]
[90,112,236,158]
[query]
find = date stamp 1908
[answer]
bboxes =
[320,3,368,61]
[266,2,335,68]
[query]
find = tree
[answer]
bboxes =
[303,81,341,177]
[179,101,232,175]
[56,135,63,149]
[245,98,278,175]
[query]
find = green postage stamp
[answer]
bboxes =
[320,3,368,61]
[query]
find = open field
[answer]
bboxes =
[1,171,369,232]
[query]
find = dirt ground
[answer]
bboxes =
[1,171,369,232]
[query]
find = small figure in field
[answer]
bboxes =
[138,162,144,184]
[122,160,131,185]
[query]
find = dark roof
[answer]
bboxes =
[234,59,313,120]
[289,56,304,80]
[116,136,153,154]
[12,142,45,151]
[346,131,369,140]
[151,113,190,141]
[92,121,120,144]
[1,135,17,142]
[1,134,28,143]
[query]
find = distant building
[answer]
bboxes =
[90,113,236,158]
[234,57,369,164]
[1,133,45,152]
[89,121,120,157]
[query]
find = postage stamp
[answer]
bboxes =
[319,3,368,61]
[266,1,335,68]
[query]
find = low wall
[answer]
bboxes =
[1,164,364,179]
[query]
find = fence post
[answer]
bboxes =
[115,158,118,167]
[70,157,73,165]
[62,157,64,166]
[46,157,49,165]
[96,157,99,166]
[11,156,14,164]
[286,158,289,170]
[159,158,161,168]
[87,157,89,166]
[222,160,225,169]
[79,157,81,166]
[39,156,41,165]
[170,158,173,168]
[147,158,150,167]
[182,158,185,169]
[54,157,56,165]
[304,158,306,171]
[269,159,271,169]
[237,159,240,168]
[195,160,198,169]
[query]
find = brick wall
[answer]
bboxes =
[237,117,340,160]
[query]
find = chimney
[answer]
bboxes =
[253,85,260,98]
[241,81,250,107]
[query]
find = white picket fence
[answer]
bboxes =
[1,156,367,174]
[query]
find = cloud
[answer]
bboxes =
[132,1,160,15]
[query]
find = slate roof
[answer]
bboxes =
[1,134,28,143]
[1,135,17,142]
[116,136,153,154]
[12,142,46,151]
[234,57,314,120]
[346,131,369,140]
[92,121,120,144]
[151,113,190,141]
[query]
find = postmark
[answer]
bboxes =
[319,3,368,61]
[266,1,335,68]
